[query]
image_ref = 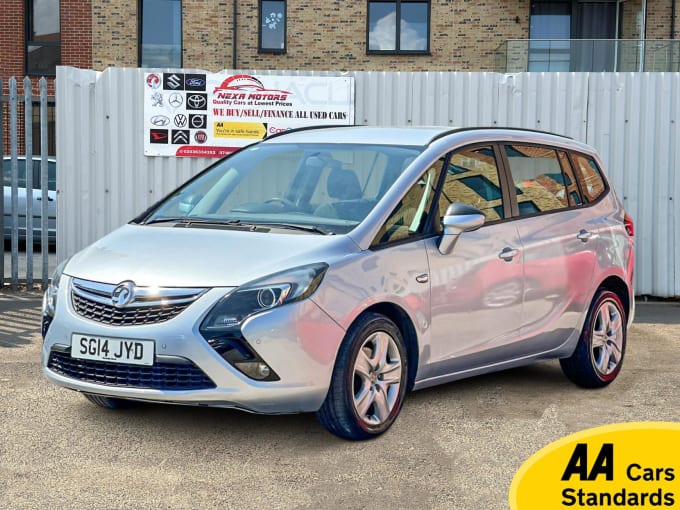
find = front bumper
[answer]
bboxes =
[42,277,346,414]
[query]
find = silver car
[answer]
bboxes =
[41,127,635,440]
[3,156,57,244]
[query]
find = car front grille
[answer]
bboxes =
[47,350,216,390]
[70,278,206,326]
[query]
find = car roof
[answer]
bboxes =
[261,125,581,150]
[262,126,451,146]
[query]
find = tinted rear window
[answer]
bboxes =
[571,153,606,203]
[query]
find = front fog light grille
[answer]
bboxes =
[206,334,279,381]
[47,350,216,390]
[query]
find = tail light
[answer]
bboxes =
[624,212,634,237]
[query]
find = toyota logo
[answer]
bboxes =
[187,94,206,109]
[168,93,183,108]
[111,281,136,308]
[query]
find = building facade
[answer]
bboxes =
[2,0,679,154]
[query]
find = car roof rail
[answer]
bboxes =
[263,124,355,141]
[429,126,573,144]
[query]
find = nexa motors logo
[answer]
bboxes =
[213,74,292,101]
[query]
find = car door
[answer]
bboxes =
[500,144,597,352]
[421,145,526,381]
[3,158,29,238]
[30,159,57,240]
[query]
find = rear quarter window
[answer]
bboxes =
[571,153,606,203]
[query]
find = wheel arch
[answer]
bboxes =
[597,275,631,320]
[360,302,419,391]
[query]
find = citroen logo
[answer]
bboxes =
[111,281,136,308]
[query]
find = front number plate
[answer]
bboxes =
[71,334,155,366]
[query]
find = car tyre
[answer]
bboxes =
[560,290,626,388]
[82,393,134,409]
[316,312,408,440]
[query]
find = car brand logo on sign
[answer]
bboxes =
[111,281,135,308]
[172,130,190,144]
[150,115,170,127]
[194,131,208,144]
[146,74,161,89]
[190,114,207,129]
[174,114,188,128]
[186,93,207,110]
[168,93,183,108]
[151,92,163,107]
[149,129,169,144]
[164,73,184,90]
[185,74,206,91]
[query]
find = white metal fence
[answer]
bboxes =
[1,77,54,289]
[56,66,680,297]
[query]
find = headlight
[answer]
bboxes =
[200,262,329,335]
[43,258,69,318]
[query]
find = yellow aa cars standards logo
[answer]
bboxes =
[510,422,680,509]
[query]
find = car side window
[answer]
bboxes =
[438,146,505,223]
[571,153,606,203]
[504,144,568,216]
[2,160,27,188]
[31,160,57,191]
[371,159,444,247]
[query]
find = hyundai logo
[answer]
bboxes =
[150,115,170,127]
[111,281,136,308]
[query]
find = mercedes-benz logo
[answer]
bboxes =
[111,281,136,308]
[168,93,183,108]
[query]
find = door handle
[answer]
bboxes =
[498,247,519,262]
[37,197,54,202]
[577,229,593,242]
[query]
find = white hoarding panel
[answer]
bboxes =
[143,72,354,157]
[58,67,680,296]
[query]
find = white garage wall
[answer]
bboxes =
[56,66,680,296]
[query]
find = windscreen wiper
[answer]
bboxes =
[144,217,241,226]
[250,222,333,235]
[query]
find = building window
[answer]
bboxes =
[259,1,286,52]
[26,0,61,76]
[140,0,182,67]
[529,1,621,72]
[367,0,429,53]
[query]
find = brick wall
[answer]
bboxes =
[92,0,137,68]
[89,0,529,72]
[62,0,93,69]
[232,0,529,72]
[183,0,234,70]
[1,1,90,155]
[0,0,28,94]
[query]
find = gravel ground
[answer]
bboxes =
[1,295,678,510]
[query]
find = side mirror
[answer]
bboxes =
[178,193,203,214]
[438,203,485,255]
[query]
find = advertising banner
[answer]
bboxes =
[144,72,354,157]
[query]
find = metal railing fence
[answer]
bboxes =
[1,77,54,289]
[495,39,680,73]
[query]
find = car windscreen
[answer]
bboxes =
[142,142,424,234]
